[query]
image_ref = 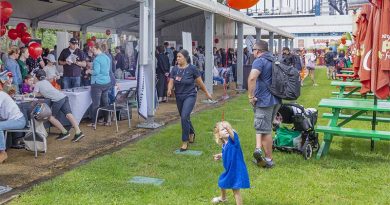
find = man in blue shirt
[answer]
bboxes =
[247,40,281,168]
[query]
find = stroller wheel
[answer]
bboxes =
[302,141,313,160]
[312,133,320,152]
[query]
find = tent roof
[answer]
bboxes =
[9,0,293,38]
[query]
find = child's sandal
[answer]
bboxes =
[211,196,227,204]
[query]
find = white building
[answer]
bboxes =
[243,0,355,49]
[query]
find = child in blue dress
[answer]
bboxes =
[212,121,250,205]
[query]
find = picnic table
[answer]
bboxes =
[331,81,362,98]
[340,70,354,75]
[316,98,390,159]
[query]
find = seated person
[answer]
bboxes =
[21,74,34,94]
[213,66,224,85]
[0,72,26,163]
[33,70,85,142]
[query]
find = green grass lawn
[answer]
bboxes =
[11,68,390,205]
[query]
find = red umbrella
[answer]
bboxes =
[359,3,376,94]
[375,0,390,99]
[370,0,381,96]
[353,4,371,77]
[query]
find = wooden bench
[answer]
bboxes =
[316,126,390,141]
[322,113,390,123]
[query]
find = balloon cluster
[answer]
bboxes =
[8,22,32,44]
[0,0,12,37]
[0,0,31,44]
[0,1,41,59]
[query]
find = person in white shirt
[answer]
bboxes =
[304,50,318,86]
[0,71,26,163]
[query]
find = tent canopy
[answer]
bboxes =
[9,0,293,38]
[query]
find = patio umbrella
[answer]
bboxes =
[374,0,390,99]
[359,3,377,94]
[353,4,371,76]
[369,0,381,96]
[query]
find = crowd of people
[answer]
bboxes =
[0,38,139,163]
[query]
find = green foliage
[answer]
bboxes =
[10,68,390,205]
[35,28,57,49]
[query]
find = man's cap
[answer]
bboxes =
[69,38,79,44]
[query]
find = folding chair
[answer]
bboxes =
[94,88,133,132]
[5,118,38,158]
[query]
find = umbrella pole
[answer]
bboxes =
[371,95,378,151]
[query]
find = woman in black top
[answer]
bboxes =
[167,49,212,151]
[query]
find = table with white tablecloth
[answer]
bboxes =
[62,87,92,124]
[115,79,137,94]
[62,80,137,124]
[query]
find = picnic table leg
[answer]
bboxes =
[371,97,378,151]
[316,108,340,159]
[338,85,345,98]
[316,133,333,159]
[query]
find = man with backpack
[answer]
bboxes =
[325,47,336,80]
[247,40,281,168]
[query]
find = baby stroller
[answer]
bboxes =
[273,103,320,160]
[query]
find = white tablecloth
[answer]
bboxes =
[63,87,92,124]
[115,79,137,94]
[62,80,137,123]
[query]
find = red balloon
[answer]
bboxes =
[21,32,31,44]
[0,25,6,37]
[28,42,43,59]
[227,0,259,9]
[214,38,219,44]
[7,28,18,40]
[16,22,28,34]
[105,29,111,36]
[0,1,13,19]
[0,17,9,26]
[341,39,346,45]
[91,36,96,41]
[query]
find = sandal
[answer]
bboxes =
[189,133,196,143]
[211,196,227,204]
[179,142,189,152]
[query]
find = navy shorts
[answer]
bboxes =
[51,96,72,116]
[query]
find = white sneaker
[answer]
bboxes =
[211,196,227,204]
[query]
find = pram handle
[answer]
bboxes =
[281,103,305,113]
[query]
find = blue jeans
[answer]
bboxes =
[108,85,115,104]
[91,83,111,123]
[0,116,26,151]
[175,94,196,142]
[213,76,224,84]
[63,77,81,89]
